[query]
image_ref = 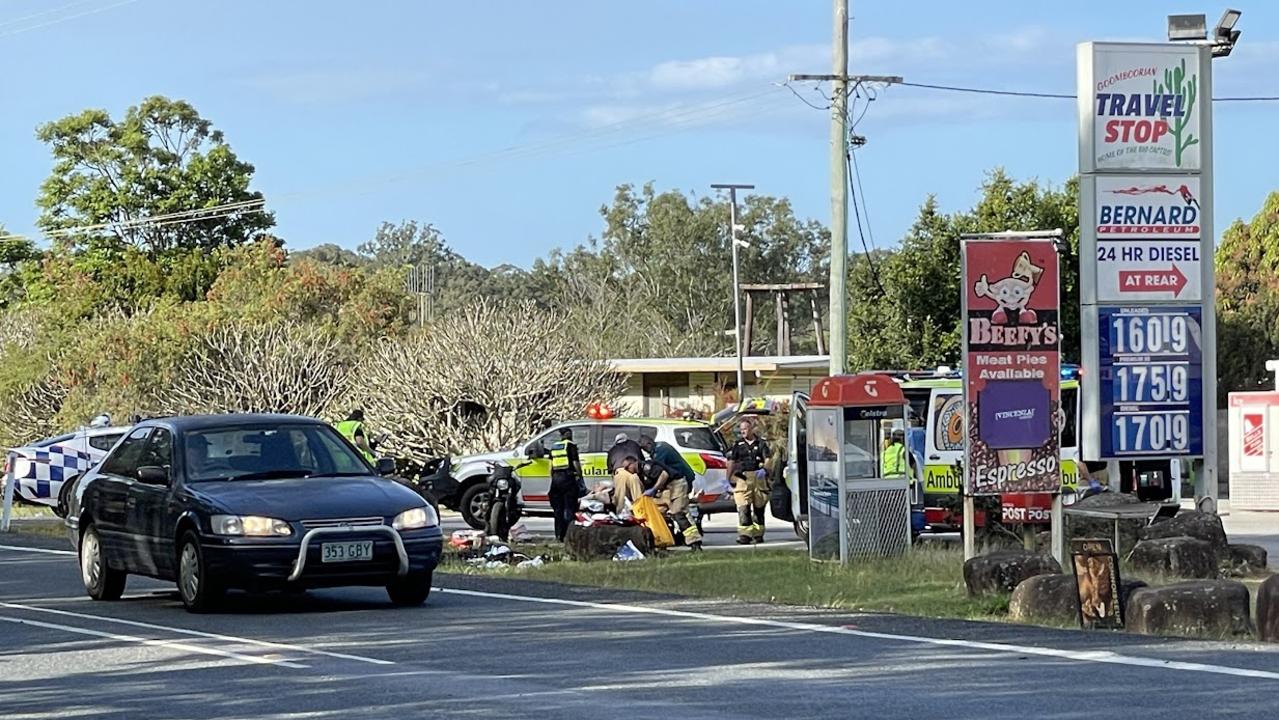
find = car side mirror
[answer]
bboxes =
[375,457,396,476]
[527,441,546,459]
[136,466,169,485]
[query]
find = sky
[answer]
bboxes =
[2,1,1277,268]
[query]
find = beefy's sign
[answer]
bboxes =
[1085,44,1202,171]
[963,239,1062,494]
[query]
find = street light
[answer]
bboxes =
[711,182,754,406]
[1167,14,1207,42]
[1167,8,1241,57]
[1212,8,1242,57]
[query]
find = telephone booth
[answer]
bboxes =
[806,373,913,564]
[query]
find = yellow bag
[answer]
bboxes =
[632,495,674,548]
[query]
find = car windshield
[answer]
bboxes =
[185,424,370,482]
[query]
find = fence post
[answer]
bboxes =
[2,452,15,533]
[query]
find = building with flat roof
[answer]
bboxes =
[609,355,829,418]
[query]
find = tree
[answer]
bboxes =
[848,170,1080,370]
[36,96,274,257]
[1215,191,1279,403]
[360,299,626,467]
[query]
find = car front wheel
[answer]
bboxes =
[386,571,433,607]
[458,483,489,530]
[177,531,224,613]
[80,524,126,601]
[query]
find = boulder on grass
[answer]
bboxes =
[1009,573,1148,626]
[1138,511,1228,558]
[1066,493,1144,555]
[1224,544,1269,574]
[1130,537,1218,579]
[564,524,652,562]
[963,550,1061,596]
[1127,580,1253,639]
[1256,575,1279,642]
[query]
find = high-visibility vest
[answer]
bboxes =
[881,443,906,477]
[550,439,575,470]
[336,420,375,462]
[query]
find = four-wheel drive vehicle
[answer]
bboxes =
[5,424,130,514]
[68,414,443,612]
[444,418,732,529]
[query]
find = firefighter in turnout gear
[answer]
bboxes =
[727,419,771,544]
[548,428,583,542]
[336,409,375,463]
[638,434,703,551]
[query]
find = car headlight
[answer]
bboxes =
[496,478,510,490]
[210,515,293,537]
[392,505,438,531]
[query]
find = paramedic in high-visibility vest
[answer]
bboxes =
[881,428,907,477]
[727,419,771,545]
[548,428,583,542]
[336,409,375,463]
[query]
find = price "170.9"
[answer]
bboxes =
[1114,412,1190,453]
[1111,314,1191,355]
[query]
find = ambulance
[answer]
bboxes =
[780,365,1081,538]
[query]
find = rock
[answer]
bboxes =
[564,524,652,562]
[1257,575,1279,642]
[1009,573,1148,626]
[1066,492,1144,556]
[1127,580,1253,639]
[963,550,1062,596]
[1129,537,1218,579]
[1224,544,1269,574]
[1138,511,1228,558]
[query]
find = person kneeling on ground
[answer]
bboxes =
[613,455,646,512]
[638,434,703,549]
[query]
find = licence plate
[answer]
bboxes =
[321,541,374,563]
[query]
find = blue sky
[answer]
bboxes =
[2,1,1277,267]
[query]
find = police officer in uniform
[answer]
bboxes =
[548,428,583,542]
[727,419,771,544]
[336,409,375,463]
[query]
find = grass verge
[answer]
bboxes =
[441,545,1008,621]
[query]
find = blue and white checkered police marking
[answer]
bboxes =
[14,445,94,499]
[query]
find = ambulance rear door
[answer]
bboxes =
[923,387,965,496]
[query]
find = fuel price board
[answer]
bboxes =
[1097,305,1203,457]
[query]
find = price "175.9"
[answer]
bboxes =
[1114,363,1190,403]
[1111,314,1191,355]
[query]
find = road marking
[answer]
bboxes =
[437,587,1279,681]
[0,543,76,556]
[0,615,308,669]
[0,601,395,666]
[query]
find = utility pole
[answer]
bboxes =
[791,0,901,376]
[712,182,754,404]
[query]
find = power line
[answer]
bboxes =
[845,152,887,299]
[0,199,267,242]
[0,0,137,38]
[849,148,876,249]
[900,80,1279,102]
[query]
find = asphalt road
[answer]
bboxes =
[2,534,1279,719]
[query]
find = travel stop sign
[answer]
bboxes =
[1094,175,1202,303]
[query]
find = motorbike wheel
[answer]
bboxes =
[488,504,507,541]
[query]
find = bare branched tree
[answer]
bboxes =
[160,321,351,418]
[361,299,626,466]
[0,368,70,447]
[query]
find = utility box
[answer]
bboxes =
[1227,391,1279,510]
[806,373,912,563]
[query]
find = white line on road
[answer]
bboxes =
[0,601,396,666]
[0,543,75,556]
[0,615,309,669]
[437,587,1279,681]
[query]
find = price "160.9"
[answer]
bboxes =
[1111,314,1191,355]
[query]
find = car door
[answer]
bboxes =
[923,388,964,497]
[129,428,174,579]
[92,428,152,568]
[787,391,809,521]
[514,425,590,507]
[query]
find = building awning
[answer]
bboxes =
[609,355,830,374]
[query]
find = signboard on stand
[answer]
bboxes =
[1078,41,1215,489]
[961,236,1062,495]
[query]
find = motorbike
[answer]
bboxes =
[482,458,534,541]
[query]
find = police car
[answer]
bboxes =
[446,417,733,529]
[5,417,130,516]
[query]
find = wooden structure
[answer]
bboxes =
[741,282,825,356]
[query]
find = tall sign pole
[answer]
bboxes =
[1077,42,1216,509]
[713,183,755,402]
